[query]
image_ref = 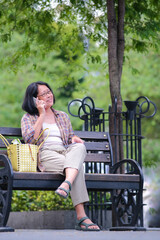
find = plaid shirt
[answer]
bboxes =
[21,108,75,147]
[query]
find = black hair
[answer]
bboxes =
[22,81,55,115]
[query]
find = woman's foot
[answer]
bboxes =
[55,180,71,199]
[75,216,100,231]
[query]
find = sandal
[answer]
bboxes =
[75,216,100,231]
[55,180,72,199]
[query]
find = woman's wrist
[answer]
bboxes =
[72,135,84,144]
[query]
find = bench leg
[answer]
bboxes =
[110,188,146,231]
[110,159,146,231]
[0,154,14,232]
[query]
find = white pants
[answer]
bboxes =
[40,143,89,206]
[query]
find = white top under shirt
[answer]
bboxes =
[42,122,63,146]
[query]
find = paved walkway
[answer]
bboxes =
[1,229,160,240]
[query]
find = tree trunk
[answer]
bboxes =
[107,0,125,166]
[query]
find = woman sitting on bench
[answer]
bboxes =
[21,81,100,231]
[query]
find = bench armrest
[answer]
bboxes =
[110,159,144,228]
[111,158,144,187]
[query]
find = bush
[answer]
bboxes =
[11,190,111,212]
[11,190,74,212]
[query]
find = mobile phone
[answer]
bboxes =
[33,97,37,107]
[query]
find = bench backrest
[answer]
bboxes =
[0,127,113,173]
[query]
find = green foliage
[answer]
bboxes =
[0,1,85,74]
[0,30,86,128]
[125,0,160,52]
[142,139,160,168]
[56,0,160,53]
[149,207,157,215]
[0,31,110,130]
[122,49,160,140]
[11,190,111,212]
[11,190,74,212]
[1,0,159,70]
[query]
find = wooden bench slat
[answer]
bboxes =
[0,128,109,139]
[85,173,140,182]
[75,131,109,140]
[0,141,110,151]
[0,127,22,136]
[84,142,109,151]
[13,172,63,180]
[13,172,139,182]
[13,179,140,191]
[0,151,110,163]
[12,172,140,191]
[85,153,110,162]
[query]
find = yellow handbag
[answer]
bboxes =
[0,129,49,172]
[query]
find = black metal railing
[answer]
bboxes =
[68,96,157,168]
[68,96,157,229]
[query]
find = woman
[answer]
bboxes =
[21,81,100,231]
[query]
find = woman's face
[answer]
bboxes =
[37,85,54,109]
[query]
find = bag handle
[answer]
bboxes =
[28,144,35,161]
[37,128,50,151]
[0,134,10,147]
[27,128,50,162]
[34,128,49,144]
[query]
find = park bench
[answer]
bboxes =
[0,127,144,231]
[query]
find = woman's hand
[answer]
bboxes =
[36,98,46,116]
[33,98,46,140]
[72,135,84,144]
